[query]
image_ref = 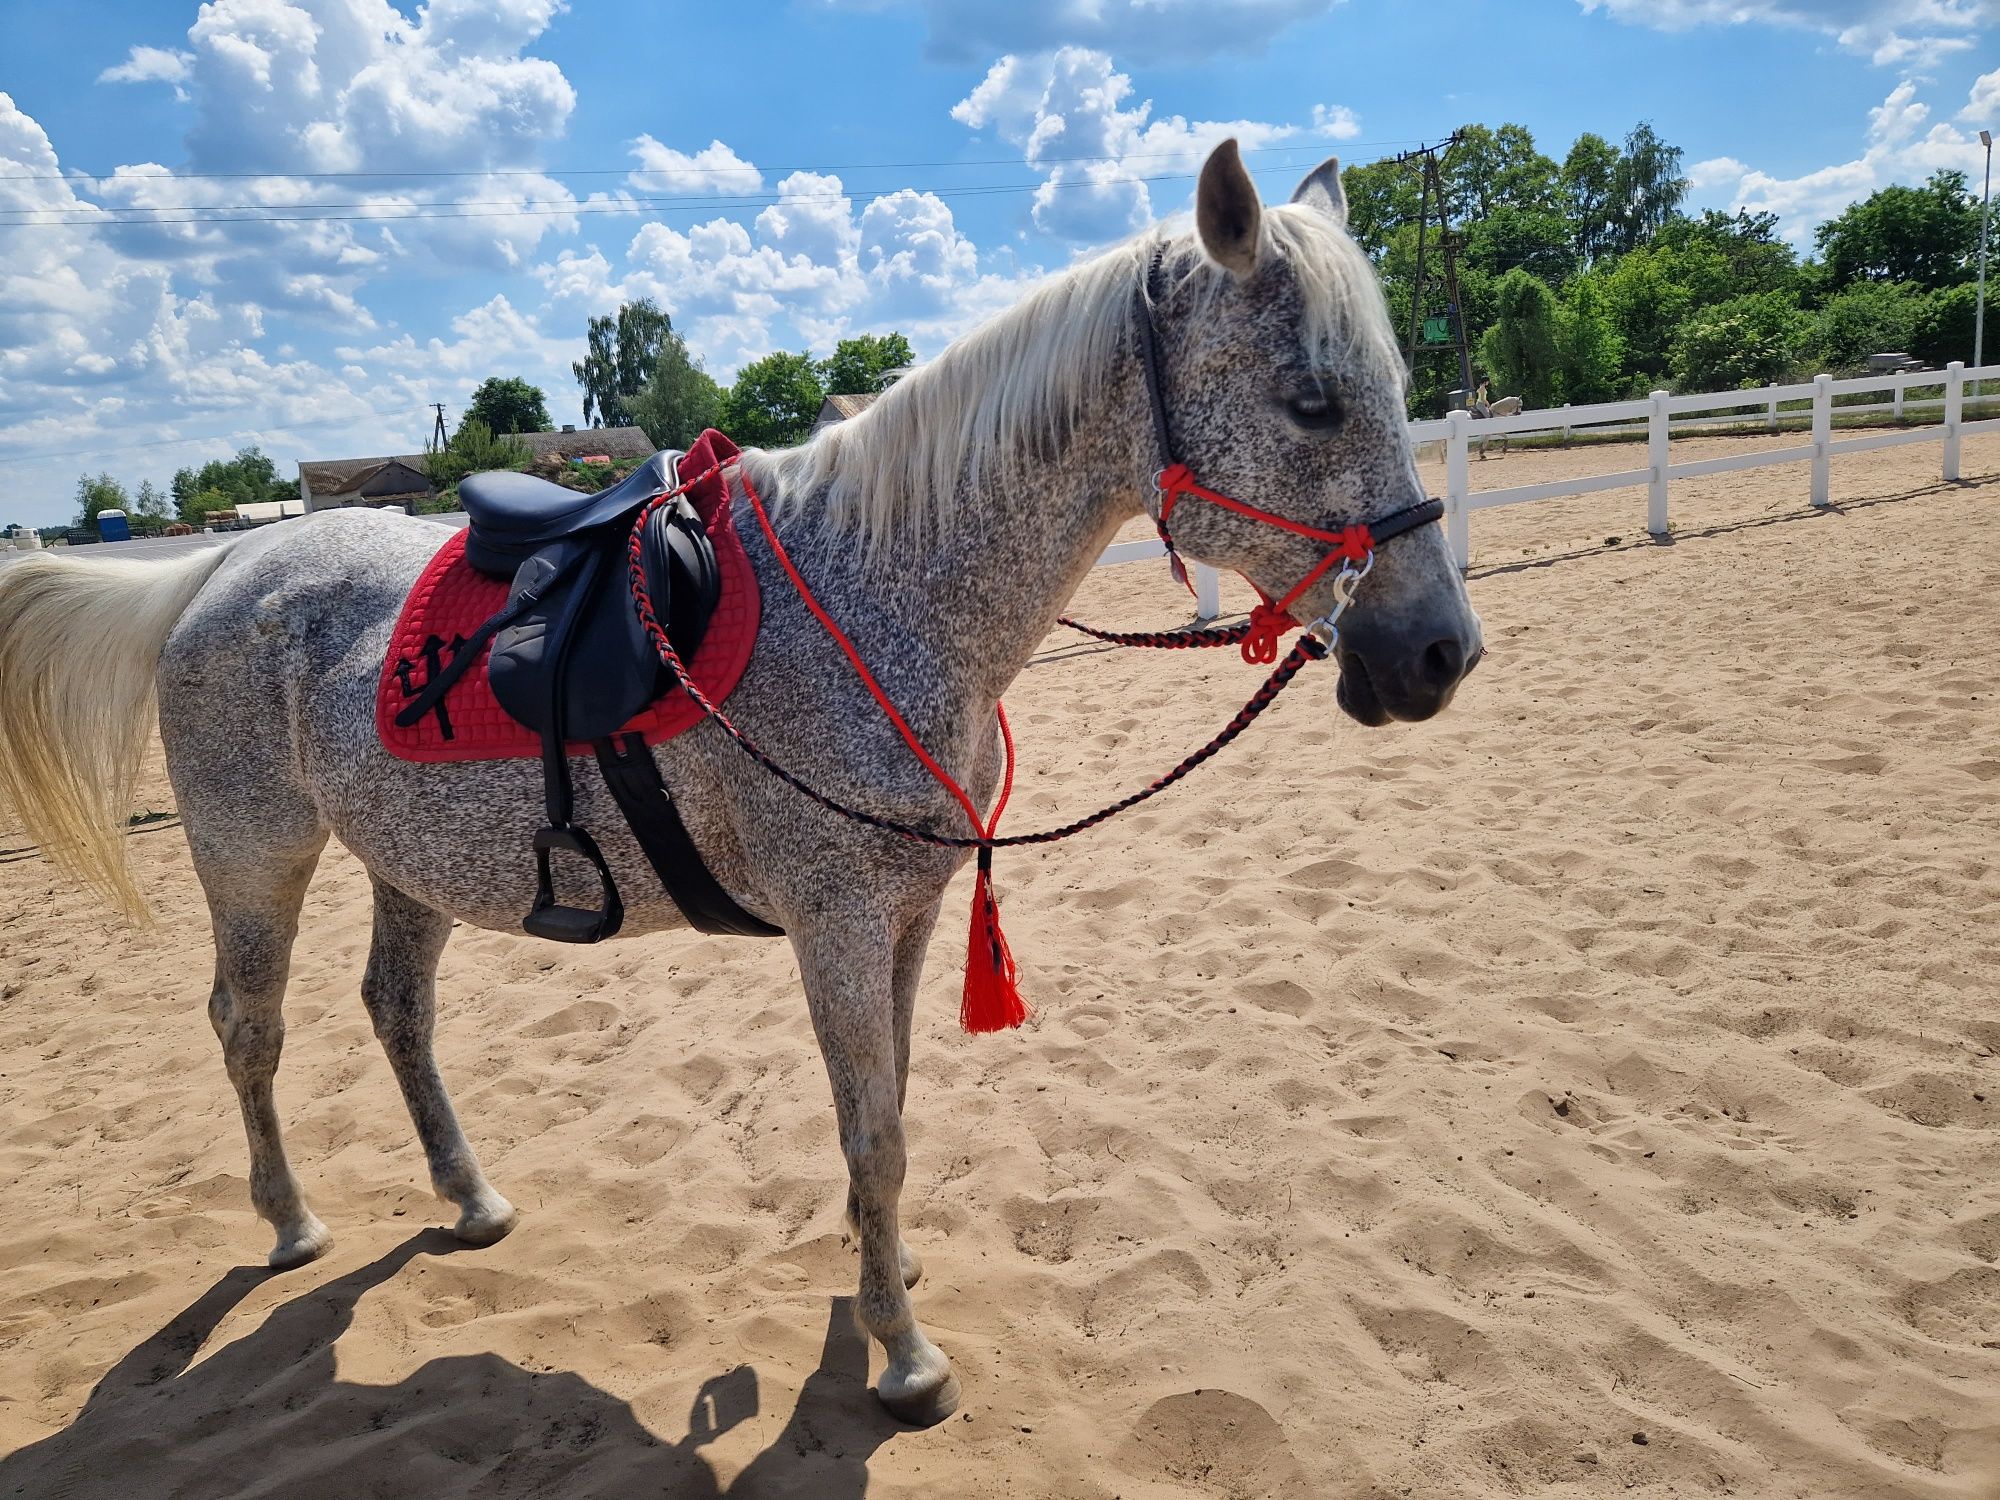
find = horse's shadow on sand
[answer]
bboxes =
[0,1232,902,1499]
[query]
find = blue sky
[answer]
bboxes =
[2,0,1996,529]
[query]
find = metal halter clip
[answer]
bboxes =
[1302,552,1375,653]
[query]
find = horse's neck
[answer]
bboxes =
[759,408,1143,722]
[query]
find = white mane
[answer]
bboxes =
[750,202,1401,554]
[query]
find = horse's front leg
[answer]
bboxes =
[794,910,959,1425]
[846,901,943,1291]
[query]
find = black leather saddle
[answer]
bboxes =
[396,449,780,945]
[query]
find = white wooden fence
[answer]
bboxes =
[1409,359,2000,569]
[1092,360,2000,598]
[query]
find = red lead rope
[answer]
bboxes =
[730,466,1029,1032]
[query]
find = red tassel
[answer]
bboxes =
[961,852,1029,1033]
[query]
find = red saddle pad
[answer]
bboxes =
[375,438,759,764]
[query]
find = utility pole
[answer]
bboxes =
[1398,134,1475,410]
[1975,128,1992,402]
[428,403,448,454]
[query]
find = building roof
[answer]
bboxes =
[809,393,880,436]
[516,426,656,460]
[299,426,657,496]
[819,393,879,422]
[300,454,431,498]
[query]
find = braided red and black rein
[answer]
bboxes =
[1054,615,1257,651]
[624,461,1328,853]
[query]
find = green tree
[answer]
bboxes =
[720,352,827,448]
[1814,171,1979,289]
[1463,204,1576,286]
[1655,210,1801,299]
[1671,292,1811,389]
[1442,124,1558,222]
[132,479,171,532]
[1477,269,1564,408]
[820,332,914,395]
[1339,156,1420,258]
[623,328,724,450]
[462,376,550,437]
[1608,122,1688,255]
[172,446,290,522]
[1560,132,1622,263]
[424,418,532,492]
[1557,274,1625,402]
[573,299,676,427]
[73,472,130,535]
[1600,246,1698,380]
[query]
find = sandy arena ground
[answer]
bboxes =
[1,430,1996,1499]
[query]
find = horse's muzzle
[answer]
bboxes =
[1336,618,1483,725]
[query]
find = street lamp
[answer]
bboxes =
[1977,128,1992,402]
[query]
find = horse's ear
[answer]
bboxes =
[1290,157,1347,226]
[1196,138,1262,278]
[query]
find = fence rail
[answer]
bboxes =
[1426,360,2000,566]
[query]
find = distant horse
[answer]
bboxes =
[0,142,1480,1424]
[1471,392,1525,459]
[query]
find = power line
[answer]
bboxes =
[0,170,1216,227]
[0,137,1429,184]
[0,402,427,467]
[3,138,1437,228]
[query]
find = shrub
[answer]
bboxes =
[1670,292,1812,389]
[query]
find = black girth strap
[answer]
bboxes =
[595,734,783,937]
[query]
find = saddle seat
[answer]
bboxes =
[461,449,680,577]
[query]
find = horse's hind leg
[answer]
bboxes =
[204,845,334,1270]
[362,878,516,1245]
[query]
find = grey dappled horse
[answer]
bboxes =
[0,142,1480,1424]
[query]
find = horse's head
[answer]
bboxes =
[1141,140,1481,725]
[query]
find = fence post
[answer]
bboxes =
[1561,404,1572,443]
[1191,562,1221,622]
[1811,373,1832,507]
[1445,409,1470,570]
[1943,361,1964,482]
[1892,377,1905,420]
[1767,384,1778,433]
[1647,390,1670,536]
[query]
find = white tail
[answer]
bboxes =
[0,545,233,919]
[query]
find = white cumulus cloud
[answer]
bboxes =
[1575,0,1996,66]
[98,46,195,86]
[1686,78,1991,243]
[628,137,763,195]
[952,47,1360,242]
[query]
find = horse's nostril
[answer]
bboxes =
[1422,637,1466,688]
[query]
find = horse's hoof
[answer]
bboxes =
[454,1199,519,1247]
[900,1241,924,1290]
[268,1216,333,1270]
[877,1365,961,1427]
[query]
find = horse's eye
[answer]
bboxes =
[1286,392,1343,432]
